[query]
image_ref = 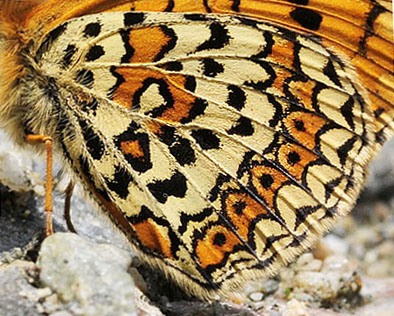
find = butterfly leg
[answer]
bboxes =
[64,180,77,233]
[26,134,53,237]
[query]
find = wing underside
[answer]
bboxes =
[34,10,388,297]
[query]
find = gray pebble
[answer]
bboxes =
[0,261,42,316]
[37,233,137,316]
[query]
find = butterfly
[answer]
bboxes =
[0,0,393,299]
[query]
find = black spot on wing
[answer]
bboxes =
[164,0,174,11]
[114,122,153,173]
[231,0,240,11]
[184,13,210,21]
[62,44,76,68]
[203,0,212,12]
[170,139,196,166]
[148,171,187,203]
[235,16,258,28]
[294,119,306,131]
[124,12,145,26]
[157,126,196,166]
[233,200,246,215]
[202,58,224,77]
[157,125,176,145]
[196,22,230,51]
[105,165,134,200]
[191,129,220,150]
[84,22,101,37]
[287,0,309,4]
[227,85,246,111]
[159,61,183,71]
[85,45,105,62]
[287,151,301,166]
[267,94,283,128]
[184,76,196,92]
[260,174,274,189]
[290,8,322,31]
[323,175,342,203]
[213,233,227,246]
[227,117,254,136]
[78,119,105,160]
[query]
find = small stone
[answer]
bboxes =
[296,253,314,267]
[249,291,264,302]
[296,259,323,272]
[0,261,41,316]
[286,299,307,316]
[37,233,137,316]
[321,255,353,273]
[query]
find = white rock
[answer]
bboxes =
[37,233,137,316]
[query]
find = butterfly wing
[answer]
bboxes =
[27,0,393,144]
[32,11,381,297]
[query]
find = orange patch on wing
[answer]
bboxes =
[271,67,293,96]
[234,0,366,53]
[131,0,208,12]
[145,121,162,134]
[268,37,295,71]
[158,74,199,123]
[351,55,394,111]
[112,67,196,123]
[128,27,171,63]
[224,193,268,240]
[365,35,394,73]
[278,142,317,180]
[134,219,173,258]
[120,140,144,158]
[131,0,173,12]
[288,79,316,111]
[196,225,240,268]
[284,112,327,150]
[250,165,288,210]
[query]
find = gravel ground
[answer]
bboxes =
[1,129,393,316]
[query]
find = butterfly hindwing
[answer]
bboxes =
[33,11,378,297]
